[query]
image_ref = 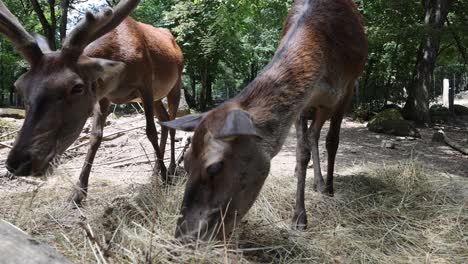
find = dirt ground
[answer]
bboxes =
[0,101,467,263]
[1,111,466,196]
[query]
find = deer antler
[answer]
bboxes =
[62,0,140,62]
[0,0,43,65]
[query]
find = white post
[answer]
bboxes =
[443,79,450,107]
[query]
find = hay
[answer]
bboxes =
[1,159,467,263]
[0,118,18,141]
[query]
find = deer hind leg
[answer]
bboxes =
[153,101,169,161]
[308,107,329,194]
[69,99,110,208]
[140,88,168,183]
[325,88,352,196]
[166,79,181,176]
[292,110,311,230]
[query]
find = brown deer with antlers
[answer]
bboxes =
[2,0,183,206]
[162,0,368,240]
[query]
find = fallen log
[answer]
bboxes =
[0,141,13,149]
[432,130,468,155]
[67,125,145,151]
[0,108,25,119]
[0,220,71,264]
[0,129,19,140]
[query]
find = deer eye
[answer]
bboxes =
[206,162,224,178]
[71,84,85,95]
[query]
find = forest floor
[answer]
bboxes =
[0,99,467,263]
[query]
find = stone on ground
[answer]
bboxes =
[367,109,420,138]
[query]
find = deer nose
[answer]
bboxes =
[6,150,33,176]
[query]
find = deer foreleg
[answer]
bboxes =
[324,112,343,197]
[166,82,181,176]
[153,101,169,158]
[69,99,110,207]
[292,111,311,230]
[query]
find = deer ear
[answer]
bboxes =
[78,57,125,85]
[215,109,259,139]
[33,34,52,53]
[160,114,204,132]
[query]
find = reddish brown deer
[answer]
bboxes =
[1,0,183,206]
[162,0,368,241]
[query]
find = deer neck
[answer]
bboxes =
[236,34,324,157]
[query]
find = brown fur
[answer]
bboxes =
[3,1,183,207]
[162,0,367,241]
[70,18,184,205]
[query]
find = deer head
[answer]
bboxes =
[2,0,139,176]
[162,103,271,241]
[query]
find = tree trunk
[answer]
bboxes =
[206,75,213,106]
[30,0,56,50]
[446,18,468,66]
[200,66,208,111]
[59,0,70,42]
[403,0,452,125]
[9,85,14,106]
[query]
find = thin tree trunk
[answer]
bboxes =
[200,65,208,111]
[59,0,70,42]
[403,0,452,125]
[206,75,213,106]
[30,0,56,49]
[446,18,467,66]
[384,42,401,103]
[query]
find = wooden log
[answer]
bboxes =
[0,220,71,264]
[67,125,145,152]
[432,130,468,155]
[0,129,19,140]
[0,108,25,119]
[0,141,13,149]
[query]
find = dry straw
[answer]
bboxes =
[1,158,467,263]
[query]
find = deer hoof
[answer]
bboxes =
[313,182,326,193]
[68,189,86,209]
[158,164,177,186]
[291,211,308,231]
[168,163,176,176]
[324,186,334,197]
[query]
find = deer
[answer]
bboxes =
[161,0,368,241]
[1,0,184,206]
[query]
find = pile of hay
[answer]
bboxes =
[2,159,467,263]
[0,118,18,141]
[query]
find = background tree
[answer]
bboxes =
[0,0,467,125]
[403,0,455,124]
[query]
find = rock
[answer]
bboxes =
[0,220,72,264]
[0,108,25,119]
[381,140,396,149]
[367,109,421,138]
[430,104,453,123]
[454,104,468,116]
[380,104,402,112]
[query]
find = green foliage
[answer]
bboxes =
[0,0,467,111]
